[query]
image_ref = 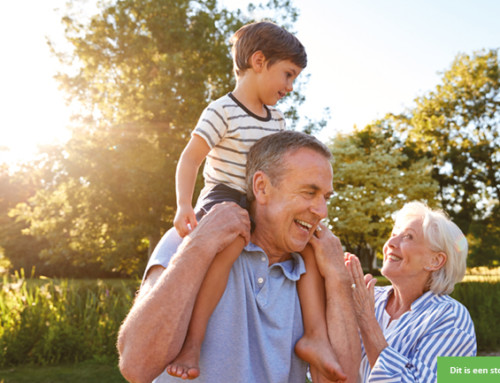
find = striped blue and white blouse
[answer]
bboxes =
[358,286,477,382]
[193,93,286,194]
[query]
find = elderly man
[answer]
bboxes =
[118,131,360,383]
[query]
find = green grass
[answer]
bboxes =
[0,272,140,368]
[0,268,498,382]
[0,361,126,383]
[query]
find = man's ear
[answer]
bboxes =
[249,50,266,72]
[426,252,447,272]
[253,170,270,203]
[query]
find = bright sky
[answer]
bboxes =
[1,0,499,165]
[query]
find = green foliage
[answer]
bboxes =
[2,0,307,277]
[451,282,500,352]
[467,204,500,267]
[0,271,139,367]
[0,360,126,383]
[328,122,439,271]
[2,4,317,276]
[0,164,51,276]
[391,49,500,264]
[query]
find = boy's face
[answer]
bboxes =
[257,59,302,106]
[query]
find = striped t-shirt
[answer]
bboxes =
[193,93,286,194]
[359,286,477,382]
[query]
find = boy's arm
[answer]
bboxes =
[117,203,251,383]
[174,134,211,236]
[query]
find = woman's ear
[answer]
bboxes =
[249,50,266,72]
[253,170,270,203]
[426,252,447,272]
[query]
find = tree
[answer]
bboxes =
[328,122,439,272]
[392,49,500,265]
[394,49,499,232]
[0,162,50,275]
[9,0,309,277]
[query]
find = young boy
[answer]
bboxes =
[167,21,343,381]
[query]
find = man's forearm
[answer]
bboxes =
[118,236,216,383]
[325,271,361,382]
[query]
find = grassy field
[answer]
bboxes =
[0,267,498,382]
[0,361,126,383]
[462,266,500,282]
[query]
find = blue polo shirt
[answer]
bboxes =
[145,228,308,383]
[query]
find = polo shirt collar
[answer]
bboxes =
[244,242,306,281]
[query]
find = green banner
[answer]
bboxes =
[438,356,500,382]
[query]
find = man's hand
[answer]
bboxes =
[188,202,251,255]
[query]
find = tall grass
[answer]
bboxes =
[0,270,139,367]
[0,268,498,370]
[451,281,500,352]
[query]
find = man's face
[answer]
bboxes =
[257,147,333,258]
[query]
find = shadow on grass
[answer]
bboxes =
[0,360,126,383]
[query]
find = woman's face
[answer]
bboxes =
[381,215,436,286]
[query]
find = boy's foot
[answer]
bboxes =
[166,347,201,380]
[295,336,347,382]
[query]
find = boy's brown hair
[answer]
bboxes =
[230,21,307,77]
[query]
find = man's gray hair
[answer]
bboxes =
[246,131,332,202]
[393,201,468,295]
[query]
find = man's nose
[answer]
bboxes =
[311,198,328,219]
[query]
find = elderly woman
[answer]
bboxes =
[346,201,476,382]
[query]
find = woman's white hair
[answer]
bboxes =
[393,201,468,295]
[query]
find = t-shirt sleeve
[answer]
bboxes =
[142,228,183,281]
[192,103,228,149]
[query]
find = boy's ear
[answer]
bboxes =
[253,170,270,203]
[249,50,266,72]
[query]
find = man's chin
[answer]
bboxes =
[291,241,309,254]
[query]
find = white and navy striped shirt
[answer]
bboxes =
[359,286,476,382]
[193,93,286,194]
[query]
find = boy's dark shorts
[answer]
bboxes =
[195,184,254,231]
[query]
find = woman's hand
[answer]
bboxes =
[345,253,377,324]
[345,253,390,368]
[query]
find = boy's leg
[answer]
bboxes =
[166,236,246,379]
[295,245,347,382]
